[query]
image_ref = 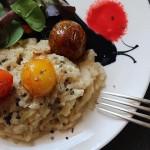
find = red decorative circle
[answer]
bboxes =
[86,0,128,41]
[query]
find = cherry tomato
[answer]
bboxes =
[22,24,32,34]
[0,69,13,98]
[21,58,57,97]
[49,20,86,61]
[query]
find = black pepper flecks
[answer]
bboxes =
[0,58,8,65]
[48,98,62,112]
[64,78,71,86]
[71,128,74,133]
[60,60,65,64]
[16,54,23,65]
[70,89,74,95]
[16,97,20,106]
[53,56,58,60]
[65,88,69,91]
[50,130,55,134]
[6,65,11,71]
[2,59,8,62]
[16,111,21,120]
[21,93,27,97]
[58,64,63,68]
[63,123,66,126]
[3,112,13,125]
[50,136,54,140]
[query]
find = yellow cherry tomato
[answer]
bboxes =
[21,58,57,97]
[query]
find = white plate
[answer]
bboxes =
[1,0,150,150]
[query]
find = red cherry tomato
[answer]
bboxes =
[0,69,13,98]
[22,24,32,34]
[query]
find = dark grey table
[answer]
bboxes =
[102,84,150,150]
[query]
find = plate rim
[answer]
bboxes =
[97,82,150,150]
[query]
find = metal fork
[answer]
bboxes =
[97,92,150,128]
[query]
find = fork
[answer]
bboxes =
[97,92,150,128]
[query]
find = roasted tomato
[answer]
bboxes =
[21,58,57,97]
[49,20,86,61]
[0,69,13,98]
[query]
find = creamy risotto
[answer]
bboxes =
[0,39,106,142]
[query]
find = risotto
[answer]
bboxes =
[0,38,106,142]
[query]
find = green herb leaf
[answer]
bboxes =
[5,20,24,48]
[0,21,23,48]
[0,29,9,48]
[0,3,5,17]
[0,3,24,48]
[25,6,46,32]
[34,0,44,7]
[0,3,8,47]
[11,0,46,32]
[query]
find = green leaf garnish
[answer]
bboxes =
[34,0,44,7]
[0,3,5,17]
[5,20,24,48]
[0,29,9,48]
[11,0,46,32]
[0,2,24,48]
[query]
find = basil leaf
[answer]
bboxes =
[0,3,8,47]
[25,6,46,32]
[0,29,9,48]
[5,20,24,48]
[11,0,46,32]
[34,0,44,7]
[0,3,23,48]
[0,3,5,17]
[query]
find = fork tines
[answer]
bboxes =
[97,92,150,128]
